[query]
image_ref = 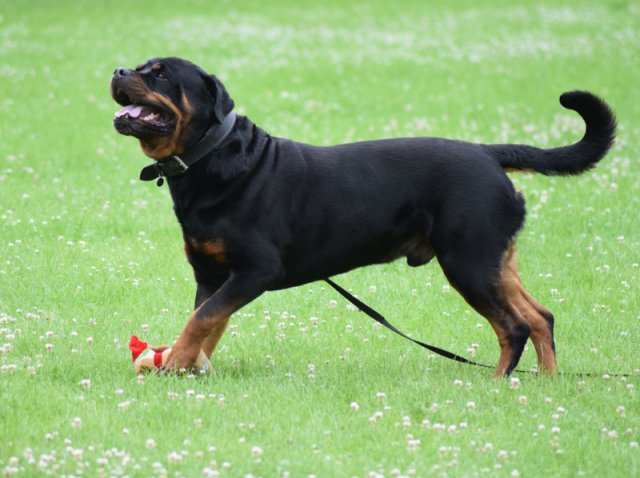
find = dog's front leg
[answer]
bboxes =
[164,268,279,372]
[194,282,218,310]
[193,282,229,359]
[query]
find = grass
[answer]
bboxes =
[1,0,639,476]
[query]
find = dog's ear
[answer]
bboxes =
[204,74,235,123]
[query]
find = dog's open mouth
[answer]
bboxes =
[115,103,171,126]
[112,86,176,137]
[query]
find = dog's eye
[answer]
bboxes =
[151,63,168,80]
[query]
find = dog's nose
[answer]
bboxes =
[113,67,133,78]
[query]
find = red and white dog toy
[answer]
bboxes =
[129,336,211,374]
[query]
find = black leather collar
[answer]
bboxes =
[140,111,236,186]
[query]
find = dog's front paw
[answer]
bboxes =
[163,344,200,373]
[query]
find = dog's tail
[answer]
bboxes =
[485,91,616,175]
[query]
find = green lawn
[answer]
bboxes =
[1,0,639,476]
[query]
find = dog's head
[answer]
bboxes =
[110,57,234,159]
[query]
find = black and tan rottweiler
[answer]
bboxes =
[111,57,615,377]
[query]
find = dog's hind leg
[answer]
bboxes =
[437,246,531,378]
[500,246,557,375]
[437,238,557,377]
[429,170,558,377]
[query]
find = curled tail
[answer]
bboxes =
[486,91,616,175]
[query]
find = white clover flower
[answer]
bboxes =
[406,438,421,451]
[168,451,182,463]
[402,416,411,428]
[251,446,263,457]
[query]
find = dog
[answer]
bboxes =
[111,57,615,377]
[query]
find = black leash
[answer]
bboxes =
[325,278,634,378]
[325,278,494,371]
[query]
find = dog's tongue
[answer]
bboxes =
[115,104,144,118]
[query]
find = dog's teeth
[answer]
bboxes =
[142,113,159,122]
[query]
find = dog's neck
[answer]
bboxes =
[164,115,272,228]
[139,111,237,186]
